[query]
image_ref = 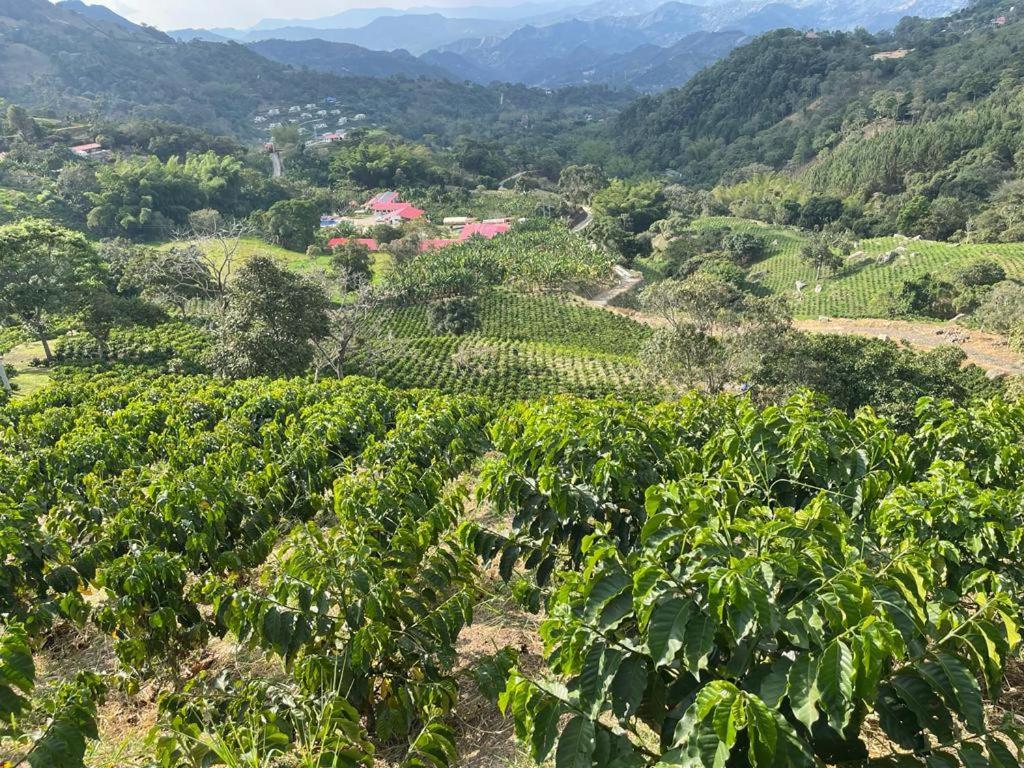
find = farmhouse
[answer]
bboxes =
[70,143,110,160]
[458,220,510,240]
[378,204,425,224]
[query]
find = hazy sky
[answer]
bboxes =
[101,0,520,29]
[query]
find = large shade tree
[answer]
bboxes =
[215,255,331,378]
[0,219,104,363]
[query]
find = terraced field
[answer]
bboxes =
[352,290,654,399]
[689,217,1024,318]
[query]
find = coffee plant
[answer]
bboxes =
[473,392,1024,768]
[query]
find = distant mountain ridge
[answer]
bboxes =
[165,0,968,93]
[49,0,974,97]
[247,39,462,81]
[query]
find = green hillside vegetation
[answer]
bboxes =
[614,0,1024,241]
[686,217,1024,317]
[354,291,653,399]
[0,0,630,148]
[4,372,1024,768]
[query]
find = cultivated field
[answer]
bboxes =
[690,217,1024,318]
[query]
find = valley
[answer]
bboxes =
[3,0,1024,767]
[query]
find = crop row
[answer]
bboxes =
[0,372,489,766]
[349,335,654,400]
[690,216,1024,317]
[471,392,1024,768]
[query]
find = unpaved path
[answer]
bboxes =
[578,269,1024,377]
[795,317,1024,377]
[572,205,594,233]
[589,265,642,307]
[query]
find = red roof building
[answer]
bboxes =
[378,204,425,223]
[366,191,400,209]
[458,221,510,240]
[70,143,108,159]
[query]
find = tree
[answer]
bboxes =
[799,233,848,281]
[5,105,38,142]
[0,219,103,363]
[263,199,319,252]
[330,242,373,284]
[640,274,792,394]
[721,231,769,266]
[329,138,442,188]
[639,274,744,334]
[215,256,331,378]
[798,196,844,229]
[974,282,1024,333]
[311,268,389,379]
[385,236,422,267]
[641,324,731,393]
[558,164,607,206]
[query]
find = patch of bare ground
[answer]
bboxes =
[452,482,545,768]
[796,317,1024,377]
[12,620,283,767]
[454,580,544,768]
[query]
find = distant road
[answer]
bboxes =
[497,170,534,189]
[572,205,593,233]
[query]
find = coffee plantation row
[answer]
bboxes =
[2,373,1024,767]
[42,291,653,400]
[687,217,1024,318]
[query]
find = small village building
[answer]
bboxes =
[378,205,425,224]
[458,220,510,240]
[70,143,110,160]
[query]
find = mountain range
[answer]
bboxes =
[164,0,969,92]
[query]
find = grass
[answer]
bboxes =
[156,237,393,283]
[4,341,52,398]
[688,217,1024,318]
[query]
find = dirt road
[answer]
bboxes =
[589,265,642,306]
[578,269,1023,377]
[795,317,1023,376]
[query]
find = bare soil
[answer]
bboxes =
[796,317,1024,377]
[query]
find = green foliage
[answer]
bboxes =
[86,153,270,238]
[0,218,104,361]
[262,199,320,253]
[0,372,492,766]
[330,241,374,283]
[474,391,1024,768]
[385,221,612,301]
[349,290,653,400]
[215,256,331,378]
[330,136,445,188]
[684,217,1024,318]
[428,297,480,336]
[0,624,106,768]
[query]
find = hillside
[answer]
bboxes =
[688,216,1024,317]
[617,0,1024,185]
[247,38,460,80]
[0,0,630,140]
